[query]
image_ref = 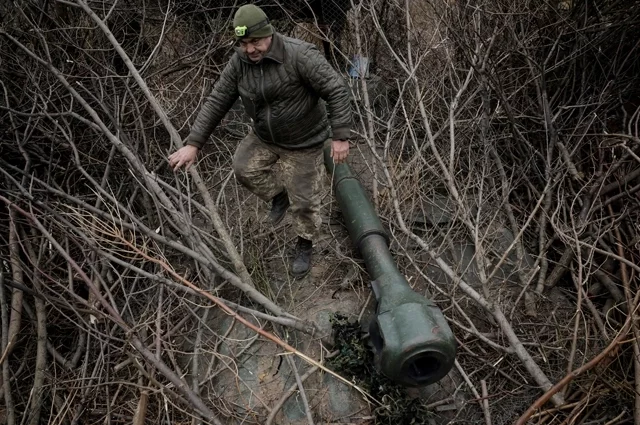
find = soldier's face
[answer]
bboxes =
[239,36,272,62]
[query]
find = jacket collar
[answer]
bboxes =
[237,32,285,65]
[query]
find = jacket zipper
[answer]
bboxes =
[260,66,276,142]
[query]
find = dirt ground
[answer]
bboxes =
[191,142,473,424]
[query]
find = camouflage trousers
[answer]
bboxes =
[232,131,325,241]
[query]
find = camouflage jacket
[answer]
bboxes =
[186,33,352,150]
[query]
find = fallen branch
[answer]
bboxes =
[285,355,315,425]
[369,135,564,405]
[0,197,224,425]
[455,359,490,424]
[117,228,380,407]
[74,0,257,293]
[266,365,319,425]
[0,30,289,319]
[481,379,491,425]
[371,4,562,404]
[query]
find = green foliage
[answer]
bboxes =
[329,314,435,424]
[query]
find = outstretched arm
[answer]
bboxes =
[169,57,240,170]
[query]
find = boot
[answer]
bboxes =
[269,190,290,225]
[291,237,313,278]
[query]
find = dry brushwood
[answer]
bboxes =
[1,0,640,424]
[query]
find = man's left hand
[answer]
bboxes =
[331,140,349,164]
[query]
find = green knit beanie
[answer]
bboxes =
[233,4,274,39]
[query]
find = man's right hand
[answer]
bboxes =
[168,145,199,171]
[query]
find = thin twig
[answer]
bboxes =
[74,0,258,294]
[1,197,224,425]
[515,291,640,424]
[7,208,24,353]
[610,205,640,425]
[285,355,315,425]
[23,234,48,425]
[481,380,491,425]
[454,360,489,423]
[266,365,319,425]
[0,272,16,425]
[0,26,288,319]
[117,230,380,407]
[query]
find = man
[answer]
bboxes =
[168,4,352,278]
